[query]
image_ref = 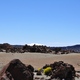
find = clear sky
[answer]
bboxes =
[0,0,80,46]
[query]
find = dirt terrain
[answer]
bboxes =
[0,52,80,71]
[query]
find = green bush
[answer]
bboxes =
[43,67,52,75]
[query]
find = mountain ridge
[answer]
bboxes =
[0,43,80,53]
[13,44,80,53]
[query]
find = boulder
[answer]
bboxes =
[50,61,76,80]
[0,59,33,80]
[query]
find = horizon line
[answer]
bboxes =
[0,42,80,47]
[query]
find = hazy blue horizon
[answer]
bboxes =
[0,0,80,47]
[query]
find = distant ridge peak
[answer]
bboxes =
[27,43,44,46]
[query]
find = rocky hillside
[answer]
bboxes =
[61,45,80,53]
[0,43,80,53]
[0,43,52,53]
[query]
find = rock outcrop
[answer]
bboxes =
[23,44,52,53]
[39,61,76,80]
[0,59,34,80]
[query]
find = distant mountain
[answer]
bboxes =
[61,45,80,52]
[12,44,80,53]
[1,43,80,53]
[12,45,23,48]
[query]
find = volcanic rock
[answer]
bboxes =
[0,59,33,80]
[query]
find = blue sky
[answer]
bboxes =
[0,0,80,46]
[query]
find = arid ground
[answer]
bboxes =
[0,52,80,71]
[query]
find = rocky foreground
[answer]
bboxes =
[0,59,80,80]
[0,52,80,80]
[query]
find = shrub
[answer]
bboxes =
[43,67,52,75]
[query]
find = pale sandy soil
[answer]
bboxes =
[0,52,80,71]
